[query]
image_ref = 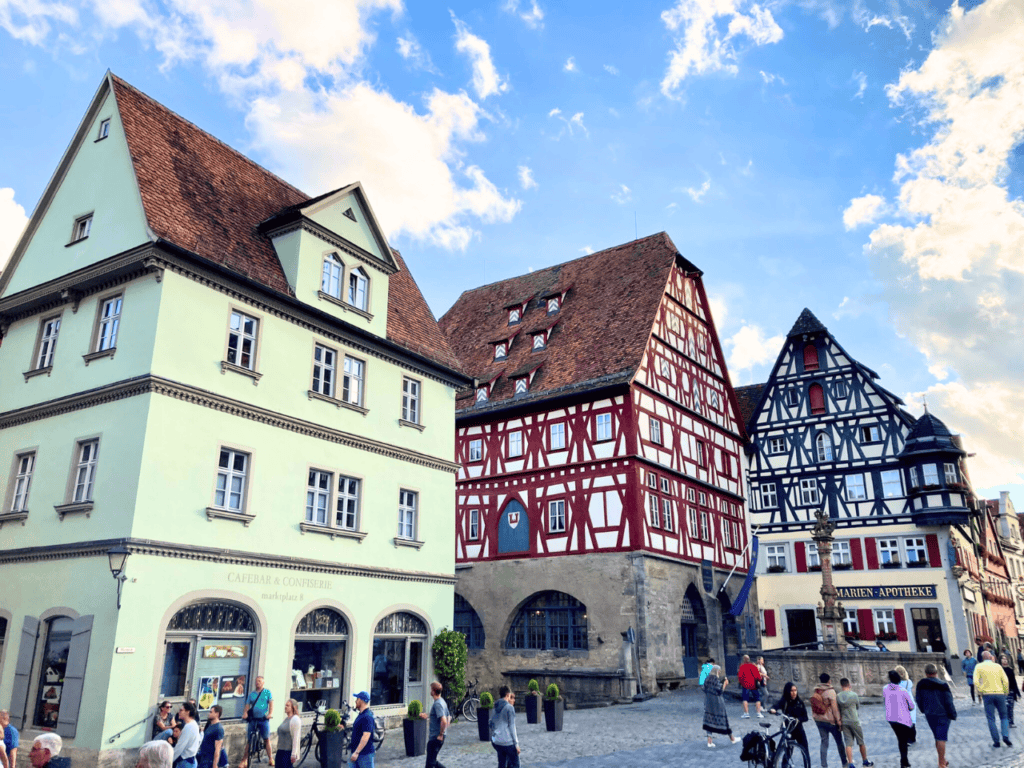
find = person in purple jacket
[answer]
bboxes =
[884,670,916,768]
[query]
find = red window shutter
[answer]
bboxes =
[858,609,875,640]
[926,534,942,568]
[809,384,825,415]
[795,541,807,573]
[895,609,908,642]
[849,538,864,570]
[804,344,819,371]
[764,609,777,637]
[864,537,879,569]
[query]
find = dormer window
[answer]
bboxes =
[513,377,528,396]
[321,254,343,298]
[508,307,521,326]
[547,296,560,314]
[494,342,507,361]
[532,333,546,351]
[71,214,92,243]
[97,118,110,140]
[476,387,489,403]
[348,267,368,311]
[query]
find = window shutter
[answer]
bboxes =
[10,616,40,729]
[764,609,777,637]
[858,609,875,640]
[849,538,864,570]
[864,537,879,569]
[56,615,94,739]
[803,344,819,371]
[894,609,908,642]
[795,541,807,573]
[809,384,825,414]
[926,534,942,568]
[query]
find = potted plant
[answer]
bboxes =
[320,708,347,768]
[403,700,428,757]
[544,683,564,732]
[525,679,541,724]
[767,565,787,573]
[478,691,494,741]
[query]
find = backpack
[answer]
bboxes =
[740,731,773,764]
[810,689,828,717]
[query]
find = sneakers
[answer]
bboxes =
[849,763,857,768]
[741,713,751,718]
[993,742,1001,748]
[863,761,874,767]
[757,712,765,718]
[1004,738,1013,747]
[706,742,717,748]
[730,736,741,745]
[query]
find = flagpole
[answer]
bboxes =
[719,525,760,594]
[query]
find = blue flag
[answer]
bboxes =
[729,535,759,616]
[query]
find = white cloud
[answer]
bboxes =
[547,108,588,138]
[504,0,544,28]
[660,0,783,99]
[685,178,711,202]
[564,56,577,72]
[724,323,785,380]
[759,70,784,85]
[611,184,631,204]
[842,193,885,230]
[547,107,561,117]
[580,245,594,255]
[397,33,438,73]
[0,0,76,46]
[451,13,509,100]
[707,294,728,328]
[851,70,867,99]
[0,188,28,273]
[517,165,537,190]
[851,0,913,39]
[604,64,619,75]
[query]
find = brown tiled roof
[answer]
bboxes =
[439,232,680,412]
[110,75,461,373]
[734,383,766,430]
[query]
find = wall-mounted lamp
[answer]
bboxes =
[107,545,131,609]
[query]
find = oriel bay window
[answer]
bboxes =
[372,612,428,707]
[506,591,588,651]
[292,608,348,712]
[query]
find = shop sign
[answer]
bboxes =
[835,584,937,600]
[963,587,976,603]
[115,647,136,654]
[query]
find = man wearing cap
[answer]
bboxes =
[349,692,376,767]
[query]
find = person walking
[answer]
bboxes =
[811,673,845,768]
[349,691,377,768]
[738,654,764,719]
[699,657,715,686]
[0,710,19,768]
[275,700,301,767]
[999,653,1020,728]
[917,663,957,768]
[702,665,741,748]
[243,676,274,767]
[172,702,201,768]
[884,670,916,768]
[420,681,450,768]
[490,686,520,768]
[894,666,917,744]
[768,682,809,753]
[757,657,771,700]
[961,650,977,705]
[1017,649,1024,676]
[976,650,1012,747]
[197,705,225,768]
[836,678,874,768]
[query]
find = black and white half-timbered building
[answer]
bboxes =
[737,309,994,664]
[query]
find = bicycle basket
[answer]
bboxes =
[740,731,770,764]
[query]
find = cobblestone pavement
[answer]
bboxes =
[358,689,1024,768]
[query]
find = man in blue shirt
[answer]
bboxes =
[243,676,274,766]
[349,691,376,767]
[197,704,225,768]
[420,682,450,768]
[0,710,18,768]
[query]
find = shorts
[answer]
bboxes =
[742,687,760,703]
[925,714,950,742]
[247,717,271,740]
[842,723,865,746]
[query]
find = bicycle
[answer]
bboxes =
[741,713,810,768]
[245,718,268,765]
[297,700,386,766]
[339,701,387,756]
[297,699,327,766]
[451,677,480,723]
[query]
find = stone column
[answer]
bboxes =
[812,509,846,652]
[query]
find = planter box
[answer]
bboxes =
[544,699,564,732]
[403,718,427,757]
[321,728,348,768]
[525,694,540,724]
[478,709,492,741]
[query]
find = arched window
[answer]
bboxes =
[292,607,349,712]
[816,432,833,462]
[348,267,369,310]
[161,601,257,719]
[506,591,588,651]
[372,611,428,707]
[803,344,819,371]
[321,254,343,298]
[454,595,485,650]
[809,384,826,415]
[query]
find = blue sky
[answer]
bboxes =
[0,0,1021,502]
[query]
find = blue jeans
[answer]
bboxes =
[815,721,845,768]
[493,743,520,768]
[353,753,375,768]
[983,694,1010,743]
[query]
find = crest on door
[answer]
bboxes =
[508,510,520,528]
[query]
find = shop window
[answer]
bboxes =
[292,608,349,713]
[372,612,428,707]
[160,601,257,720]
[506,591,588,651]
[35,616,75,729]
[454,595,485,650]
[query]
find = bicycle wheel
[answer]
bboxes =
[298,729,313,765]
[248,727,264,764]
[773,741,810,768]
[462,697,479,722]
[314,737,323,767]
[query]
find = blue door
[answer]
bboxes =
[498,500,530,554]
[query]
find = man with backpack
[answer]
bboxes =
[811,673,846,768]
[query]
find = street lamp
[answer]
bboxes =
[107,545,131,609]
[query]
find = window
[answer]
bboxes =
[73,440,99,503]
[807,541,821,568]
[661,477,670,494]
[476,386,489,403]
[342,357,365,406]
[662,499,673,531]
[687,506,698,534]
[513,378,528,396]
[944,463,958,484]
[468,439,482,462]
[650,417,662,445]
[696,441,705,467]
[402,377,421,423]
[312,345,336,397]
[532,333,545,351]
[292,607,349,712]
[648,495,660,527]
[372,612,428,706]
[95,295,122,351]
[398,490,417,540]
[803,344,819,371]
[36,316,61,369]
[905,537,927,565]
[549,499,566,532]
[874,608,896,636]
[922,464,939,486]
[722,519,732,548]
[549,422,566,450]
[878,538,900,565]
[846,473,867,501]
[766,544,787,571]
[833,541,851,566]
[508,307,521,325]
[768,436,785,455]
[321,254,343,298]
[835,381,847,399]
[508,430,523,457]
[469,509,480,540]
[11,452,35,512]
[494,342,507,361]
[645,471,657,489]
[98,118,110,139]
[880,470,903,498]
[595,413,612,441]
[816,433,833,462]
[34,617,76,728]
[214,449,248,511]
[348,267,368,310]
[786,388,800,407]
[799,478,820,506]
[861,425,881,443]
[809,383,825,415]
[909,467,919,489]
[700,511,710,540]
[506,591,587,651]
[306,470,332,525]
[687,488,696,502]
[699,491,707,506]
[547,296,560,314]
[226,311,258,370]
[71,214,92,242]
[454,595,485,650]
[336,476,360,530]
[843,608,859,637]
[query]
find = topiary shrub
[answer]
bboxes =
[407,700,423,719]
[324,708,342,732]
[545,683,561,700]
[480,691,494,709]
[527,679,540,694]
[432,627,469,705]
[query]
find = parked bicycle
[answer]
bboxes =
[297,700,327,766]
[451,677,480,723]
[741,714,810,768]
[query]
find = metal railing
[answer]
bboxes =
[108,715,151,743]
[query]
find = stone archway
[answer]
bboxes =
[717,591,741,676]
[681,584,709,677]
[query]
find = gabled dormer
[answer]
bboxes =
[258,182,396,338]
[490,328,522,362]
[504,296,532,326]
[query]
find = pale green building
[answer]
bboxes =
[0,72,469,764]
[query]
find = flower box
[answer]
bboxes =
[882,561,902,569]
[907,559,929,568]
[833,563,853,571]
[767,565,788,574]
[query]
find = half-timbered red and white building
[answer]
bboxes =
[438,233,756,700]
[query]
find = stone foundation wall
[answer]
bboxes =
[760,649,950,699]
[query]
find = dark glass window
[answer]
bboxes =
[454,595,485,649]
[506,591,588,651]
[35,617,74,728]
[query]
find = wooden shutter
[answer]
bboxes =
[795,541,807,573]
[894,609,908,642]
[858,609,875,640]
[849,538,864,570]
[764,609,777,637]
[9,616,40,729]
[809,384,825,415]
[864,537,879,569]
[926,534,942,568]
[56,615,94,739]
[803,344,819,371]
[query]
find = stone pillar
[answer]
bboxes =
[812,509,846,651]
